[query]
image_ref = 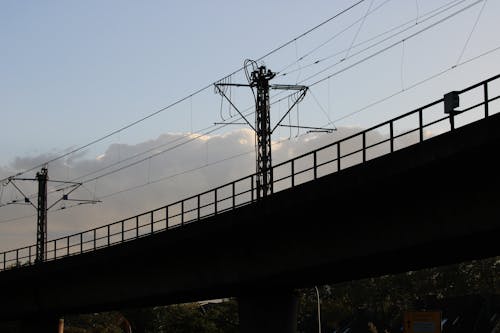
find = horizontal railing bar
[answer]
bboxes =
[489,94,500,104]
[456,94,500,114]
[337,147,364,161]
[392,127,419,141]
[316,159,338,170]
[364,137,391,150]
[458,73,500,94]
[198,202,215,211]
[274,175,293,184]
[421,115,449,129]
[273,102,445,170]
[2,74,499,271]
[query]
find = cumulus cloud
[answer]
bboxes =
[0,126,429,251]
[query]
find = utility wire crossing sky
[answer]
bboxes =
[0,0,499,249]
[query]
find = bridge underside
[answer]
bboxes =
[1,113,500,326]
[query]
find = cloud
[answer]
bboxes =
[0,127,429,251]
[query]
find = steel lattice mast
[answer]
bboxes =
[35,167,48,263]
[215,60,310,200]
[252,66,275,199]
[5,167,99,264]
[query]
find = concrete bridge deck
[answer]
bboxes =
[0,109,499,325]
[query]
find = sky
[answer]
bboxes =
[1,0,500,251]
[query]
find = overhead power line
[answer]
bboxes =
[2,40,499,226]
[267,0,473,108]
[2,0,475,198]
[0,0,495,226]
[9,107,259,204]
[456,0,488,64]
[276,0,394,72]
[279,0,468,78]
[0,214,36,225]
[344,0,375,59]
[304,0,486,87]
[326,42,500,125]
[80,40,500,203]
[4,0,485,194]
[0,0,366,185]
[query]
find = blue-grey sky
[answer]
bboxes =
[1,0,363,161]
[1,0,500,249]
[1,0,498,164]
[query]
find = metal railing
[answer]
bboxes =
[2,73,499,272]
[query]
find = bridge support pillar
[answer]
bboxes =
[238,288,298,333]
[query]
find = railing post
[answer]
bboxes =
[214,189,218,215]
[419,109,424,142]
[390,121,394,152]
[16,249,19,266]
[291,159,295,187]
[121,222,125,242]
[107,225,110,246]
[313,152,318,179]
[337,142,341,171]
[232,182,236,209]
[181,201,185,226]
[93,229,96,250]
[151,212,154,234]
[197,195,201,220]
[166,206,169,229]
[80,233,83,254]
[484,82,489,117]
[29,246,31,265]
[271,166,274,195]
[362,132,366,163]
[3,252,5,270]
[251,175,254,202]
[449,110,455,131]
[67,236,70,256]
[136,216,139,238]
